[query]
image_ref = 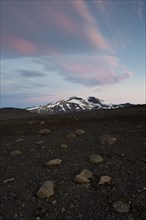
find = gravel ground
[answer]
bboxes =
[0,106,146,220]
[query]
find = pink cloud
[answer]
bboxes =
[52,54,133,86]
[47,8,79,35]
[98,55,120,67]
[73,0,112,51]
[5,37,38,55]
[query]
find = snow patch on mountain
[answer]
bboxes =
[27,96,134,114]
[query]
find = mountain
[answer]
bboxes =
[26,96,134,114]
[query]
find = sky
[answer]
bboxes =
[1,0,145,108]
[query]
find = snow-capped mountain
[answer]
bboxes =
[27,96,134,114]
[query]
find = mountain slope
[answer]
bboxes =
[27,96,134,114]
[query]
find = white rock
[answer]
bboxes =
[16,138,24,143]
[60,144,68,149]
[67,133,76,138]
[89,154,103,163]
[39,129,51,135]
[3,177,15,184]
[29,121,34,125]
[99,135,117,145]
[98,176,111,185]
[46,159,62,166]
[40,121,45,125]
[10,150,22,156]
[75,129,85,135]
[74,169,94,184]
[61,207,66,213]
[36,181,55,199]
[113,201,130,213]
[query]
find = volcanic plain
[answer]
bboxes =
[0,106,146,220]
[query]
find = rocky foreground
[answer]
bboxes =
[0,106,146,220]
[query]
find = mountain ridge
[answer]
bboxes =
[26,96,135,114]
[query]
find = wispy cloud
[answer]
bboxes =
[50,54,133,87]
[73,0,113,52]
[138,1,144,22]
[5,36,38,55]
[18,70,46,78]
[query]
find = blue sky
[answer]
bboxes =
[1,0,145,107]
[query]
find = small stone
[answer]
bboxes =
[128,215,134,220]
[29,121,34,125]
[67,133,76,138]
[78,214,83,219]
[113,201,130,213]
[10,150,22,156]
[60,144,68,149]
[41,146,46,149]
[39,129,51,135]
[3,177,15,184]
[40,121,45,125]
[74,129,85,135]
[61,207,66,213]
[36,141,44,145]
[89,154,103,163]
[52,200,57,205]
[36,181,55,199]
[69,204,74,208]
[98,176,111,185]
[36,217,41,220]
[46,159,62,166]
[74,169,94,184]
[99,135,117,145]
[16,138,24,143]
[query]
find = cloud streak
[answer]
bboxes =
[18,70,46,78]
[73,0,113,51]
[49,54,133,87]
[1,0,114,56]
[138,1,144,22]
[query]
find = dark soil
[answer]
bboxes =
[0,106,146,220]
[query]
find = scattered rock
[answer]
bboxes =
[60,144,68,149]
[46,159,62,166]
[36,181,55,199]
[74,169,94,184]
[67,133,76,138]
[35,141,44,145]
[40,121,45,125]
[16,138,24,143]
[41,146,46,149]
[98,176,111,185]
[74,129,85,135]
[36,217,41,220]
[61,207,66,213]
[113,201,130,213]
[52,200,57,205]
[69,204,74,209]
[10,150,22,156]
[99,135,117,145]
[89,154,103,164]
[29,121,34,125]
[39,129,51,135]
[3,177,15,184]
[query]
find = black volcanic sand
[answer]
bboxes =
[0,106,146,220]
